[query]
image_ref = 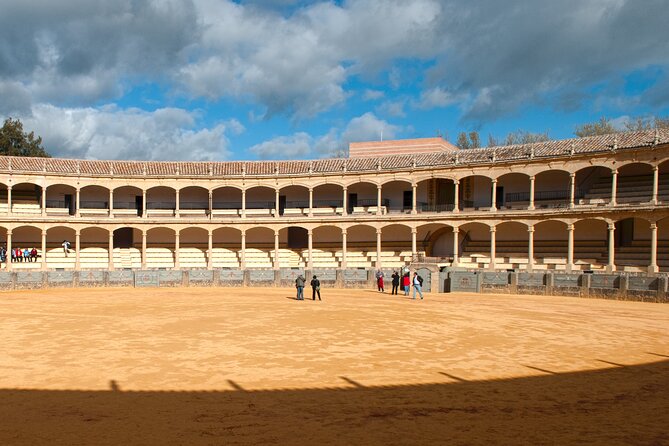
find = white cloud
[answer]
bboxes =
[376,100,406,118]
[362,89,384,101]
[414,87,458,110]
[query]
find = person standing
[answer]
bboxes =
[295,274,305,300]
[403,273,411,296]
[412,272,424,300]
[375,269,385,292]
[391,271,400,295]
[310,275,321,301]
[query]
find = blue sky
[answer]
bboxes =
[1,0,668,161]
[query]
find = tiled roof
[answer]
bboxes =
[0,129,666,178]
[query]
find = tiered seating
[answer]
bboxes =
[45,247,76,269]
[244,248,273,268]
[8,248,43,269]
[277,249,305,268]
[580,174,669,205]
[211,247,241,268]
[11,202,41,214]
[178,247,207,268]
[112,248,141,269]
[306,249,339,268]
[145,247,174,268]
[79,247,109,269]
[614,240,669,272]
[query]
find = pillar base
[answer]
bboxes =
[605,265,616,273]
[648,264,659,275]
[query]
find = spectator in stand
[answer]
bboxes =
[15,247,23,262]
[10,247,16,263]
[0,245,6,264]
[23,248,30,262]
[30,247,38,262]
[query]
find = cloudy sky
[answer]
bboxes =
[1,0,668,161]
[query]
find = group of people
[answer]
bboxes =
[377,269,424,299]
[295,274,321,301]
[0,246,39,263]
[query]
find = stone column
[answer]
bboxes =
[109,189,114,217]
[491,179,498,211]
[607,222,615,272]
[453,180,460,213]
[569,173,576,208]
[108,231,114,270]
[273,230,280,269]
[342,187,348,216]
[41,187,47,216]
[275,189,280,217]
[649,223,658,274]
[208,190,213,220]
[452,227,459,266]
[207,230,213,270]
[527,226,534,272]
[142,189,147,218]
[308,187,313,217]
[241,189,246,218]
[376,228,382,268]
[307,229,313,269]
[411,184,417,214]
[174,231,180,269]
[240,231,246,269]
[411,228,417,258]
[567,224,574,272]
[6,230,12,271]
[141,230,147,269]
[75,187,80,217]
[41,230,47,271]
[376,185,382,215]
[489,226,496,270]
[7,185,12,215]
[610,169,618,206]
[175,189,180,218]
[652,166,659,205]
[528,176,535,210]
[75,230,81,270]
[341,229,347,268]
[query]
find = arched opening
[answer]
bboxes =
[179,186,209,217]
[415,178,454,213]
[380,224,412,267]
[46,226,76,269]
[112,227,142,268]
[80,227,109,269]
[245,227,274,268]
[658,160,669,204]
[575,166,612,206]
[312,225,342,268]
[617,163,653,204]
[212,186,242,217]
[497,173,530,210]
[278,226,308,267]
[146,186,176,218]
[245,186,276,217]
[179,227,208,268]
[382,180,413,213]
[534,170,570,208]
[113,186,143,217]
[417,223,455,261]
[46,184,76,216]
[212,227,241,268]
[614,217,651,272]
[658,216,669,272]
[80,185,110,215]
[10,182,43,215]
[346,224,377,267]
[347,182,379,215]
[458,222,492,268]
[459,175,493,210]
[496,221,529,269]
[146,227,175,269]
[533,220,567,270]
[312,184,343,216]
[573,219,608,271]
[10,226,41,269]
[279,185,309,217]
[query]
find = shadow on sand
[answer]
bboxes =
[1,360,667,445]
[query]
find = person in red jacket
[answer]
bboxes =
[402,273,411,296]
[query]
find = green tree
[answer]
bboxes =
[574,117,617,137]
[0,118,51,157]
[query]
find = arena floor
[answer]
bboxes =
[0,287,667,445]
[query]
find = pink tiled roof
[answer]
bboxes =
[0,129,666,178]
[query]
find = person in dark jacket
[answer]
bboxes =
[391,271,400,295]
[310,275,321,301]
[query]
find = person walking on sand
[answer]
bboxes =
[412,272,424,300]
[403,272,411,296]
[375,269,385,292]
[310,275,321,301]
[391,271,400,295]
[295,274,305,300]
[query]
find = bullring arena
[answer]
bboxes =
[1,130,668,445]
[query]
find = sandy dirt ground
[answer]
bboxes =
[0,287,667,445]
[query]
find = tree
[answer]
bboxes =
[623,115,669,132]
[504,130,550,145]
[0,118,50,157]
[574,117,617,137]
[456,131,481,149]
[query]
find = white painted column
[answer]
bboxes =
[141,230,147,269]
[108,231,114,270]
[452,227,459,266]
[652,166,659,205]
[610,169,618,206]
[607,222,615,272]
[208,190,213,220]
[75,230,81,270]
[7,185,12,215]
[650,223,658,273]
[109,189,114,217]
[489,226,496,270]
[453,180,460,213]
[241,189,246,218]
[566,173,575,208]
[307,229,313,269]
[240,231,246,269]
[411,184,417,214]
[207,230,213,270]
[376,185,382,215]
[341,229,347,268]
[275,189,280,217]
[175,189,180,218]
[491,179,498,211]
[174,231,180,269]
[41,230,47,271]
[342,187,348,216]
[308,187,313,217]
[376,228,382,268]
[41,187,46,216]
[528,176,535,210]
[75,187,80,217]
[567,224,574,272]
[527,226,534,271]
[273,230,280,269]
[6,230,12,271]
[411,228,417,258]
[142,189,147,218]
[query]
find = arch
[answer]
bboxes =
[9,225,42,269]
[112,186,143,216]
[45,226,76,270]
[245,186,276,216]
[179,226,209,268]
[80,227,110,269]
[383,180,417,213]
[458,175,493,210]
[278,185,309,216]
[616,162,654,204]
[212,187,243,217]
[9,182,43,215]
[496,172,530,210]
[146,226,176,269]
[45,184,77,215]
[457,222,493,267]
[146,186,176,215]
[534,169,571,208]
[416,223,455,259]
[212,227,242,268]
[312,183,344,216]
[80,185,110,211]
[179,186,209,212]
[614,217,651,272]
[311,225,343,268]
[574,165,612,205]
[111,226,142,269]
[573,218,608,271]
[277,226,309,268]
[245,226,275,268]
[346,181,379,215]
[657,216,669,272]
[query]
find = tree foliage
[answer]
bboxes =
[0,118,50,158]
[622,116,669,132]
[455,131,481,149]
[574,117,617,137]
[503,130,551,145]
